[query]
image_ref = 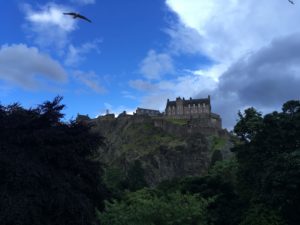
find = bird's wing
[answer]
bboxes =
[63,12,76,16]
[288,0,295,4]
[77,14,92,23]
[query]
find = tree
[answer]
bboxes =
[282,100,300,115]
[0,97,108,225]
[233,100,300,225]
[98,189,211,225]
[156,159,244,225]
[240,204,284,225]
[233,107,263,143]
[125,160,148,191]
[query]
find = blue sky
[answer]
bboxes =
[1,0,300,128]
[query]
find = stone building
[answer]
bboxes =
[136,107,161,117]
[165,96,222,129]
[165,96,211,118]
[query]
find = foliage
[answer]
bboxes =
[98,189,211,225]
[234,107,263,142]
[282,100,300,114]
[122,122,185,155]
[0,96,108,225]
[100,100,300,225]
[239,204,285,225]
[184,160,243,225]
[233,100,300,225]
[2,97,299,225]
[157,159,243,225]
[125,160,148,191]
[165,118,188,125]
[210,136,227,152]
[103,160,148,198]
[103,166,128,199]
[210,150,223,166]
[208,158,238,184]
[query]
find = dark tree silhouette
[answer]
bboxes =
[233,100,300,225]
[0,96,108,225]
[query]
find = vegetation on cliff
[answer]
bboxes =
[92,115,230,188]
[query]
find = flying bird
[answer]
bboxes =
[63,12,92,23]
[288,0,295,4]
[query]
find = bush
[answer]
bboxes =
[98,189,211,225]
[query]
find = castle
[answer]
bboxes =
[78,96,224,137]
[89,96,222,130]
[135,96,222,129]
[165,96,211,119]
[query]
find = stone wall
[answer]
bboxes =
[153,117,222,137]
[165,97,211,119]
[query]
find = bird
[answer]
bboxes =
[63,12,92,23]
[288,0,295,4]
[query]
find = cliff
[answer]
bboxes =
[84,114,232,186]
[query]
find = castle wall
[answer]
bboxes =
[165,97,211,119]
[153,117,221,137]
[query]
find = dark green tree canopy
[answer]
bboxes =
[0,96,108,225]
[282,100,300,115]
[234,107,263,143]
[233,100,300,225]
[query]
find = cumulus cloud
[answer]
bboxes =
[22,3,76,49]
[153,0,300,128]
[65,39,102,66]
[209,33,300,126]
[165,23,204,55]
[0,44,67,89]
[166,0,300,72]
[139,50,174,80]
[73,70,106,94]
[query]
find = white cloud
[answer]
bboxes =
[73,70,106,94]
[0,44,67,89]
[165,22,204,55]
[139,50,174,80]
[166,0,300,79]
[156,0,300,128]
[65,39,101,66]
[129,71,216,111]
[70,0,96,5]
[22,3,76,49]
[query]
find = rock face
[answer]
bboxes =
[141,143,210,186]
[88,114,231,186]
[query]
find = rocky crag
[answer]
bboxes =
[79,114,233,186]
